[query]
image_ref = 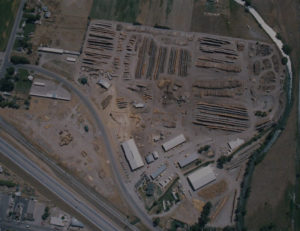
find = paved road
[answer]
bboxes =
[0,220,54,231]
[0,0,26,77]
[15,64,156,231]
[0,114,137,231]
[233,0,293,101]
[0,137,123,231]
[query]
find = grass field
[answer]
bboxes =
[0,0,20,51]
[90,0,140,23]
[244,0,300,230]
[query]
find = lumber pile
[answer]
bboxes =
[193,80,242,89]
[195,57,241,73]
[193,102,249,132]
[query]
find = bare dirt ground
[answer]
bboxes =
[0,76,131,216]
[245,0,300,230]
[31,0,93,51]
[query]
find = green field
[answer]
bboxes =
[0,0,20,51]
[90,0,140,23]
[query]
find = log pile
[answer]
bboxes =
[193,102,249,132]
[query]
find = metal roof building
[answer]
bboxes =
[162,134,186,152]
[121,139,144,171]
[145,154,154,164]
[150,164,167,180]
[187,165,216,191]
[178,153,199,168]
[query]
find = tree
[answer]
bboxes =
[84,125,89,132]
[11,56,30,64]
[245,0,251,6]
[281,57,288,65]
[0,78,14,92]
[282,44,292,55]
[276,33,282,40]
[79,77,88,85]
[6,67,15,76]
[153,217,160,227]
[190,202,212,230]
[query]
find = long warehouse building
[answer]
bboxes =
[187,165,216,191]
[178,153,199,168]
[121,139,144,171]
[162,134,186,152]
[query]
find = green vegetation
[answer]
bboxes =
[14,69,32,94]
[84,125,89,132]
[42,207,50,220]
[276,32,282,40]
[282,44,292,55]
[244,0,252,6]
[78,77,88,85]
[217,155,232,169]
[255,110,267,117]
[198,145,210,154]
[166,0,174,17]
[0,179,16,188]
[281,57,288,65]
[152,217,160,227]
[170,219,185,231]
[190,202,212,230]
[0,0,20,51]
[90,0,140,23]
[11,55,30,64]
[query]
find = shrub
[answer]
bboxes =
[84,125,89,132]
[282,44,292,55]
[11,56,30,64]
[6,67,15,76]
[79,77,88,85]
[281,57,288,65]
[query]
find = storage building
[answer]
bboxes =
[187,166,216,191]
[97,79,111,89]
[121,139,144,171]
[178,153,199,168]
[162,134,186,152]
[150,164,167,180]
[228,138,244,152]
[145,154,154,164]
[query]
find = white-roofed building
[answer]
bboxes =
[121,139,144,171]
[162,134,186,152]
[187,165,216,191]
[228,138,245,152]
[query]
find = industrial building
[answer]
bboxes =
[187,166,216,191]
[228,138,245,152]
[97,78,111,89]
[162,134,186,152]
[151,164,167,180]
[121,139,144,171]
[145,154,155,164]
[30,79,71,101]
[178,153,199,168]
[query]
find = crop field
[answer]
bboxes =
[90,0,140,23]
[0,0,20,51]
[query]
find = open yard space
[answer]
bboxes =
[0,0,20,51]
[73,18,287,228]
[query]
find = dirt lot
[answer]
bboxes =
[31,0,92,51]
[244,0,300,230]
[0,75,132,216]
